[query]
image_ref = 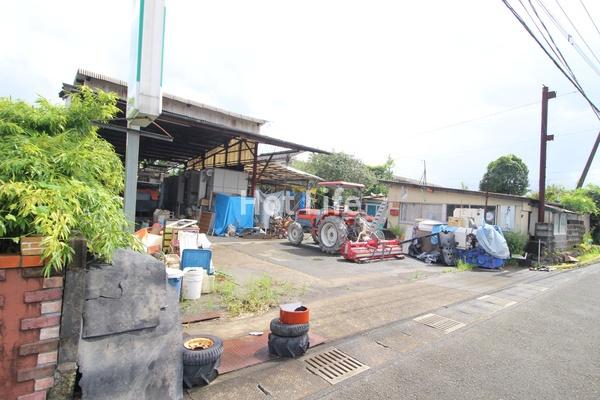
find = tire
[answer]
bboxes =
[183,334,224,365]
[183,360,220,388]
[270,318,310,337]
[317,216,348,254]
[287,222,304,245]
[268,332,309,358]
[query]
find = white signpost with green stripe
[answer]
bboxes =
[124,0,166,227]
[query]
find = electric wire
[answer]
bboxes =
[501,0,600,119]
[554,0,600,66]
[534,0,600,77]
[578,0,600,39]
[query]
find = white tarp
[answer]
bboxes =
[256,190,287,229]
[475,224,510,259]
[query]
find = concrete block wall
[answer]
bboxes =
[0,256,63,400]
[567,219,586,247]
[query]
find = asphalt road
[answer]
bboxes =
[312,265,600,400]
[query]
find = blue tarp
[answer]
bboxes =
[213,193,255,236]
[430,224,457,245]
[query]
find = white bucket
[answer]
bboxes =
[182,268,204,300]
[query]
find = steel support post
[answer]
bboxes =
[124,125,141,230]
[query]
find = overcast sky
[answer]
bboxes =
[1,1,599,192]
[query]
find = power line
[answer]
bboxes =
[579,0,600,39]
[553,0,600,74]
[534,0,600,78]
[501,0,600,119]
[414,91,576,136]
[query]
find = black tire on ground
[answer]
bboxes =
[270,318,310,337]
[268,332,310,358]
[183,360,220,388]
[287,222,304,245]
[317,216,348,254]
[183,334,224,365]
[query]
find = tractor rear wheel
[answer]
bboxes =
[317,216,348,254]
[287,222,304,245]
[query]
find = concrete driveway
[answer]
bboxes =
[185,238,542,342]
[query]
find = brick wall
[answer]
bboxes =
[0,256,63,400]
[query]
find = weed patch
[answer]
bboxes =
[215,273,296,317]
[457,260,474,272]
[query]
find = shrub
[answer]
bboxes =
[0,87,141,274]
[503,231,529,256]
[388,225,406,239]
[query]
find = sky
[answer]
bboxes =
[1,0,599,192]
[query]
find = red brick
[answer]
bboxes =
[21,314,60,330]
[24,288,62,303]
[18,391,47,400]
[0,255,20,268]
[0,295,4,308]
[0,269,5,280]
[19,339,59,356]
[17,365,55,382]
[22,255,44,268]
[42,277,63,289]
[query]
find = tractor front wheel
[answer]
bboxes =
[287,222,304,245]
[317,216,348,254]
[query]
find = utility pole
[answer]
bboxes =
[538,85,556,223]
[576,129,600,188]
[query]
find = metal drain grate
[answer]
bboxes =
[414,313,465,333]
[304,348,370,385]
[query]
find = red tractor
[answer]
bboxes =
[287,181,375,254]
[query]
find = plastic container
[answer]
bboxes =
[201,270,215,294]
[182,268,204,300]
[166,268,185,300]
[279,303,310,324]
[181,249,213,274]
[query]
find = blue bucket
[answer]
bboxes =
[166,268,184,300]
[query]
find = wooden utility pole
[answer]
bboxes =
[577,129,600,188]
[538,85,556,223]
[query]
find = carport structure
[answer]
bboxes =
[61,69,327,218]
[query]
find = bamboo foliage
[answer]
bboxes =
[0,86,141,274]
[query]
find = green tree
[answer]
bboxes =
[366,156,394,195]
[293,152,377,189]
[530,184,566,203]
[479,154,529,195]
[0,87,141,274]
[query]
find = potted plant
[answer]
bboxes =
[0,87,141,274]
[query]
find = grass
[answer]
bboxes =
[456,260,474,272]
[215,273,296,317]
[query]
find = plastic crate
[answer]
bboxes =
[180,249,213,274]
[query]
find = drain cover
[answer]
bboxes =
[304,348,369,385]
[414,313,465,333]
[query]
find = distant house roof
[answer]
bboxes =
[380,177,579,214]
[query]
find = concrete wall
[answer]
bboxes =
[0,256,63,400]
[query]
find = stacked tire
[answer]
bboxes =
[268,318,310,358]
[182,334,223,388]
